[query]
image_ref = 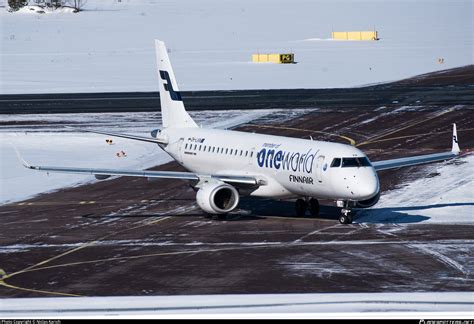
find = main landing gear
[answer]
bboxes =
[295,198,320,217]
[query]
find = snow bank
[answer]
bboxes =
[1,292,472,317]
[1,0,471,94]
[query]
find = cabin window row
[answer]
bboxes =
[185,143,254,158]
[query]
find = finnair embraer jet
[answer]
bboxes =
[21,40,461,224]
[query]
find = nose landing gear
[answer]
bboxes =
[337,200,354,224]
[339,208,353,224]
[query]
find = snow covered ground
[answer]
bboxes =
[1,292,472,317]
[0,109,309,204]
[1,0,472,94]
[357,155,474,224]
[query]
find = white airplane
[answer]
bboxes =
[20,40,461,224]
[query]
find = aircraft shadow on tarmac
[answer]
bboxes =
[82,199,473,225]
[355,202,474,224]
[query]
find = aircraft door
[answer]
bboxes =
[315,155,326,183]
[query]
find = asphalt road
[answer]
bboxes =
[1,65,473,114]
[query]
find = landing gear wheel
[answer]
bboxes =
[309,198,320,217]
[339,212,353,224]
[295,199,307,217]
[339,214,348,224]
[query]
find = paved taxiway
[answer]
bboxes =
[0,68,473,298]
[1,66,472,114]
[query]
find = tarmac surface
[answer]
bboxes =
[1,65,473,114]
[0,67,473,298]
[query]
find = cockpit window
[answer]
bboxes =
[331,158,341,167]
[341,157,372,168]
[342,158,359,167]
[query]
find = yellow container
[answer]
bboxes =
[332,31,378,41]
[252,53,294,64]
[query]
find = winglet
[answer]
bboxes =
[452,123,460,155]
[10,144,34,169]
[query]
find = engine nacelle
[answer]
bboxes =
[355,191,380,208]
[196,181,240,214]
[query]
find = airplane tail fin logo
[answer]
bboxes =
[452,123,460,154]
[155,39,197,128]
[159,70,182,102]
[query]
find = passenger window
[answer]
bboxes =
[194,144,197,150]
[199,145,202,151]
[250,151,253,158]
[185,143,188,149]
[245,151,248,157]
[331,158,341,167]
[225,148,228,154]
[240,150,243,156]
[230,149,233,155]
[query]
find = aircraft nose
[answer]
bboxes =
[357,170,379,200]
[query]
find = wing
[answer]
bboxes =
[18,155,259,186]
[372,124,461,171]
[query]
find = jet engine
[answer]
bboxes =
[196,181,240,214]
[355,191,380,208]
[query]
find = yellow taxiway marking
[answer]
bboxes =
[11,221,363,277]
[251,125,357,146]
[0,280,81,297]
[11,243,300,276]
[0,216,172,297]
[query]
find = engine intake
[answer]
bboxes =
[196,181,239,214]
